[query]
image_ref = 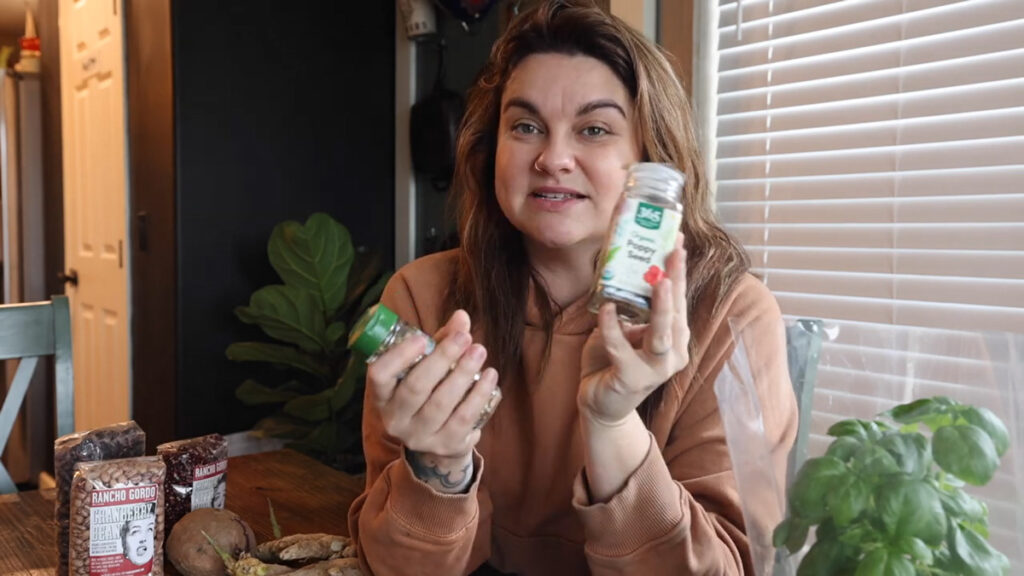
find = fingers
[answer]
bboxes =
[414,343,488,433]
[598,302,638,373]
[433,309,471,343]
[643,278,674,358]
[390,330,473,419]
[366,332,432,407]
[668,234,687,316]
[440,368,501,443]
[667,234,690,357]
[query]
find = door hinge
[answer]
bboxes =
[118,239,123,268]
[113,0,118,16]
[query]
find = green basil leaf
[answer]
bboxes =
[960,407,1010,458]
[932,547,958,573]
[827,475,870,526]
[961,519,990,540]
[854,548,914,576]
[893,536,933,565]
[933,425,999,486]
[774,517,811,553]
[938,488,988,523]
[876,479,947,546]
[790,457,849,522]
[885,398,950,423]
[829,419,882,441]
[837,523,872,547]
[797,538,855,576]
[817,518,839,542]
[772,517,791,549]
[949,521,1011,576]
[268,213,354,317]
[854,443,901,477]
[826,436,864,463]
[877,432,932,479]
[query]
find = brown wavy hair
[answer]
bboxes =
[447,0,749,419]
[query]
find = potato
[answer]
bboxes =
[166,508,256,576]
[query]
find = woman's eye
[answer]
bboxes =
[512,122,540,135]
[582,126,609,137]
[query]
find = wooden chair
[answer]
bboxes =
[0,295,74,493]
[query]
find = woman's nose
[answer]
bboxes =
[534,135,576,175]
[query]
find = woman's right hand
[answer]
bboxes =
[366,310,500,492]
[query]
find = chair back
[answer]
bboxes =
[0,295,74,492]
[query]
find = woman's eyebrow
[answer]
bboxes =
[577,99,626,118]
[503,97,540,116]
[502,97,627,119]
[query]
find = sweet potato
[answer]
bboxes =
[166,508,256,576]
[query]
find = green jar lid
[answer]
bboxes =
[348,303,399,356]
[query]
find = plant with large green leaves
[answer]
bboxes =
[226,213,390,472]
[774,396,1011,576]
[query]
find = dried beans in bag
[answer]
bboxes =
[157,433,228,533]
[54,421,146,576]
[68,456,166,576]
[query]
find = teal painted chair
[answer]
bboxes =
[0,295,74,493]
[785,318,825,484]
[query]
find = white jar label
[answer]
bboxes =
[88,484,158,575]
[599,198,681,299]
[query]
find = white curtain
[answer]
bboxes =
[701,0,1024,567]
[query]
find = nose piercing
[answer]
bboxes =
[533,158,543,173]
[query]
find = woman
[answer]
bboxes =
[120,505,156,568]
[348,1,797,574]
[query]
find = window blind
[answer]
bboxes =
[702,0,1024,567]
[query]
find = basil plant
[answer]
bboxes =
[775,397,1011,576]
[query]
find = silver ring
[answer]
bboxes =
[473,388,502,430]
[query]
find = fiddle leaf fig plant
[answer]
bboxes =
[227,213,390,472]
[775,396,1011,576]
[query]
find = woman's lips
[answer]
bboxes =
[529,187,587,211]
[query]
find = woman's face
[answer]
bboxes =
[124,518,155,566]
[495,53,641,256]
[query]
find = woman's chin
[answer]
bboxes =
[524,231,601,254]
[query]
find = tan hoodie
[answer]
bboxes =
[348,249,797,576]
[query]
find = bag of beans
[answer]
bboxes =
[55,421,146,576]
[68,456,165,576]
[157,433,228,533]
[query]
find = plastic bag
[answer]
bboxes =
[713,316,796,576]
[719,317,1024,574]
[68,456,166,576]
[54,421,146,576]
[157,433,228,533]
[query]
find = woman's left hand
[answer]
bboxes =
[578,233,691,426]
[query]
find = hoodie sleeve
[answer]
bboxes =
[572,276,798,575]
[347,268,493,576]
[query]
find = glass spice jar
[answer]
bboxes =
[349,304,435,377]
[589,162,685,323]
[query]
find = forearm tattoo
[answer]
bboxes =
[408,452,473,493]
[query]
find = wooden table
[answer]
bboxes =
[0,449,365,574]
